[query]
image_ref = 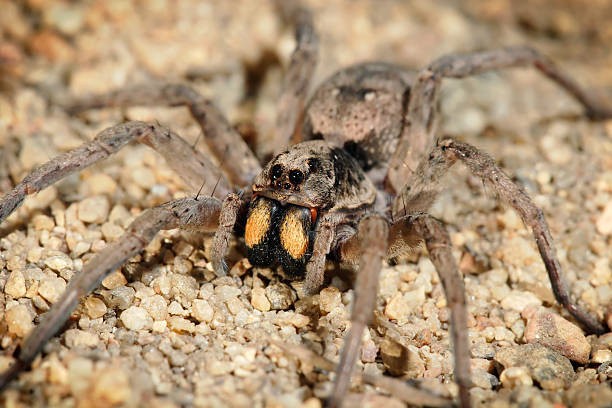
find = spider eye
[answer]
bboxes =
[289,170,304,185]
[271,164,283,180]
[306,158,319,172]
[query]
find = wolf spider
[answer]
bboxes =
[0,3,610,407]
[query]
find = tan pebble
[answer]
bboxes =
[25,187,57,213]
[384,287,425,323]
[5,304,34,337]
[497,208,523,230]
[77,195,110,224]
[192,299,214,323]
[380,337,424,377]
[131,167,156,189]
[168,316,195,333]
[226,297,244,315]
[168,300,188,316]
[592,349,611,364]
[471,368,494,390]
[120,306,153,330]
[495,343,574,390]
[108,205,132,227]
[91,239,107,252]
[301,397,322,408]
[523,307,591,364]
[5,270,26,298]
[101,222,124,241]
[44,253,72,271]
[500,290,542,312]
[26,247,43,263]
[84,296,107,319]
[319,286,341,314]
[32,213,54,230]
[152,320,167,332]
[141,295,168,321]
[500,366,533,388]
[73,241,91,257]
[64,329,100,348]
[264,282,295,310]
[596,201,612,235]
[289,313,310,328]
[84,173,117,195]
[91,366,131,405]
[251,287,271,312]
[42,354,68,385]
[38,276,66,304]
[101,270,127,289]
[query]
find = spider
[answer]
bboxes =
[0,2,610,407]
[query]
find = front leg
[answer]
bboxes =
[0,197,221,390]
[303,213,343,294]
[328,215,388,408]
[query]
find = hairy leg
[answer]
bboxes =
[304,213,345,294]
[0,196,221,390]
[273,1,319,152]
[408,214,471,408]
[0,122,230,224]
[395,137,606,334]
[338,213,471,407]
[386,46,612,192]
[328,215,388,408]
[66,83,261,187]
[211,192,248,275]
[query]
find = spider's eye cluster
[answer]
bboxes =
[271,164,283,180]
[289,170,304,185]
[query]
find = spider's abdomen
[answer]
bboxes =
[245,196,314,278]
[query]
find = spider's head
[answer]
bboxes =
[252,140,337,209]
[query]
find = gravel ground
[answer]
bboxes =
[1,1,611,407]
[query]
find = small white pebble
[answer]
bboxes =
[319,287,342,314]
[44,253,73,272]
[168,316,195,333]
[84,296,107,319]
[191,299,214,323]
[5,270,26,298]
[64,329,100,348]
[120,306,153,330]
[101,271,127,289]
[38,276,67,304]
[251,287,271,312]
[141,295,168,321]
[500,366,533,388]
[5,304,34,337]
[77,196,110,224]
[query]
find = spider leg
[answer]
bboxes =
[304,213,344,294]
[0,122,230,224]
[328,215,388,408]
[273,0,319,153]
[335,213,470,407]
[386,46,612,192]
[408,214,471,408]
[65,83,261,187]
[399,137,606,334]
[0,196,221,390]
[211,192,248,275]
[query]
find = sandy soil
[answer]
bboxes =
[0,1,611,407]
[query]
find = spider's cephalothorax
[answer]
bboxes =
[245,140,376,276]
